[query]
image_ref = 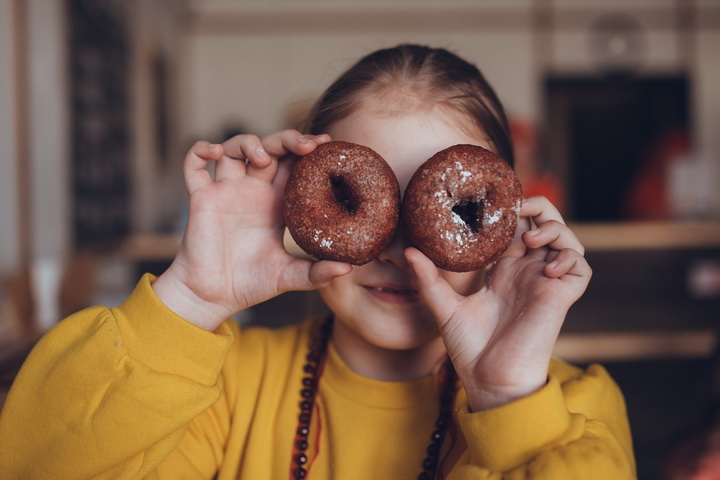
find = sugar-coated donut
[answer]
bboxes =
[402,144,522,272]
[283,141,401,265]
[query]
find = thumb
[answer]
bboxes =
[281,259,353,292]
[405,248,461,324]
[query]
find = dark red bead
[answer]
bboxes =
[427,443,440,456]
[290,318,460,480]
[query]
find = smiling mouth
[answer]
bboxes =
[367,286,418,295]
[364,285,421,305]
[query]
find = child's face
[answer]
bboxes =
[319,103,493,353]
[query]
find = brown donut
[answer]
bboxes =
[283,141,400,265]
[401,144,522,272]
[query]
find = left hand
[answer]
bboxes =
[406,196,591,411]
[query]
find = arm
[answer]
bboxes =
[152,132,351,330]
[448,362,636,479]
[0,275,233,479]
[407,196,636,478]
[0,131,351,478]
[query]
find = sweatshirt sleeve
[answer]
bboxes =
[447,362,637,480]
[0,274,234,479]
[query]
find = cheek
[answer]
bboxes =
[439,270,485,296]
[319,271,357,312]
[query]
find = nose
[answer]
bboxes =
[377,227,410,268]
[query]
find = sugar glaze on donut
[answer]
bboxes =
[283,141,401,265]
[401,144,522,272]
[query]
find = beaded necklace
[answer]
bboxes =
[290,317,458,480]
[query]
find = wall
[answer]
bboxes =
[129,0,189,233]
[0,0,70,275]
[0,0,21,274]
[182,0,538,138]
[181,0,720,216]
[0,0,188,278]
[697,20,720,164]
[1,0,718,277]
[26,0,71,261]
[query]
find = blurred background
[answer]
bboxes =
[1,0,719,478]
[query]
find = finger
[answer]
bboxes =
[522,220,585,256]
[405,247,462,324]
[221,133,285,185]
[221,134,273,167]
[544,248,592,280]
[214,153,248,182]
[221,134,267,163]
[307,260,353,288]
[527,245,551,262]
[261,130,332,159]
[280,258,353,292]
[272,155,297,191]
[242,131,330,184]
[260,131,332,186]
[502,216,531,259]
[521,196,566,227]
[185,141,224,194]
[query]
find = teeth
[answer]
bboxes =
[373,287,416,294]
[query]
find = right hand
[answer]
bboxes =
[152,131,352,331]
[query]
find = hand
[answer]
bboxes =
[152,131,352,331]
[406,196,591,411]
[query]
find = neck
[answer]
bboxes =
[330,318,448,381]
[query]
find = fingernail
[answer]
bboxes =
[297,135,311,144]
[256,146,269,158]
[527,228,541,236]
[548,260,558,269]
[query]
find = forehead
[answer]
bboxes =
[326,106,491,192]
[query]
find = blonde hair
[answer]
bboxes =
[305,44,514,167]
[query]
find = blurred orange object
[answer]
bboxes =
[664,428,720,480]
[623,127,691,220]
[521,173,566,216]
[510,118,566,214]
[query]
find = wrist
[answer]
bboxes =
[152,267,231,331]
[464,378,548,412]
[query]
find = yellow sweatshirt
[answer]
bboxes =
[0,274,636,479]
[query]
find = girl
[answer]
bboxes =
[0,44,636,479]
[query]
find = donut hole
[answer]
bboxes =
[331,175,359,214]
[452,197,484,233]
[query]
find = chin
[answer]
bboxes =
[320,281,442,351]
[346,313,441,351]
